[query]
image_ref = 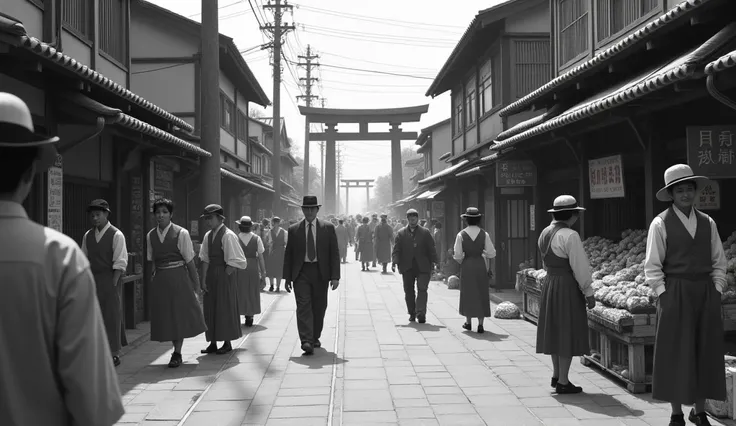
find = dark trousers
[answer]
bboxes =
[402,263,430,316]
[294,262,329,344]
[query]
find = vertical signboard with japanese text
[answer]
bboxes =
[687,126,736,177]
[130,175,144,275]
[588,155,625,199]
[47,154,63,232]
[496,160,537,187]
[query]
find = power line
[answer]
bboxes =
[131,63,188,75]
[293,3,466,30]
[302,27,455,49]
[318,51,437,72]
[301,24,458,44]
[324,79,428,88]
[320,86,425,95]
[312,62,435,80]
[187,1,244,17]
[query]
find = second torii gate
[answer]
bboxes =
[300,105,429,214]
[340,179,374,214]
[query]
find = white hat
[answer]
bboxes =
[547,195,585,213]
[0,92,59,147]
[655,164,708,202]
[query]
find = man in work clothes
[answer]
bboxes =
[374,213,394,273]
[0,92,123,425]
[81,199,129,367]
[392,208,438,323]
[199,204,248,354]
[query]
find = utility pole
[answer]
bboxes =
[262,0,294,218]
[320,98,326,203]
[336,144,342,215]
[200,0,221,206]
[296,45,319,198]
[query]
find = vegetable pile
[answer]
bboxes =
[494,301,521,319]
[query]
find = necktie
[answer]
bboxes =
[307,223,316,261]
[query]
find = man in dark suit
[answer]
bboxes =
[283,196,341,355]
[392,209,438,324]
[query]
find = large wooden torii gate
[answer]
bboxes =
[299,105,429,214]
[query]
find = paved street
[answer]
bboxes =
[115,248,727,426]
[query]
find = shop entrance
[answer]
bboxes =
[497,189,532,288]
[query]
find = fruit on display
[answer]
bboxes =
[494,301,521,319]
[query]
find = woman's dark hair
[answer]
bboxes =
[0,146,39,194]
[338,219,344,224]
[434,222,442,229]
[552,210,576,221]
[152,198,174,214]
[466,216,482,226]
[238,223,253,233]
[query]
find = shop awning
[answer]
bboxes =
[416,186,446,200]
[705,49,736,75]
[418,160,469,185]
[499,0,716,118]
[221,168,274,192]
[455,153,504,178]
[491,24,736,152]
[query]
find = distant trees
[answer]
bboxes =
[366,147,420,213]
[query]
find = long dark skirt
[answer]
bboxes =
[536,272,589,357]
[203,264,242,342]
[458,256,491,318]
[267,247,285,280]
[652,278,726,403]
[150,266,207,342]
[93,270,122,353]
[237,258,262,316]
[359,241,374,263]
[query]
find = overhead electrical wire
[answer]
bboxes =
[301,24,457,44]
[292,3,466,31]
[302,26,455,49]
[325,79,427,88]
[187,0,244,18]
[318,51,437,72]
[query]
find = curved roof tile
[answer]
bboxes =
[705,49,736,74]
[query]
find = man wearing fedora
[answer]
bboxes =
[392,208,438,323]
[81,198,129,367]
[0,93,123,425]
[283,196,340,355]
[199,204,248,354]
[645,164,727,426]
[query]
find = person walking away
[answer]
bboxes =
[646,164,726,426]
[336,219,350,263]
[357,216,374,271]
[283,196,341,355]
[199,204,247,355]
[235,216,266,327]
[81,198,128,367]
[434,222,446,268]
[536,195,595,394]
[0,93,123,425]
[146,198,206,368]
[369,214,379,267]
[354,214,363,261]
[454,208,496,333]
[374,213,394,273]
[392,209,438,323]
[259,218,271,290]
[267,216,288,292]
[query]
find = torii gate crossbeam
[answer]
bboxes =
[300,105,429,214]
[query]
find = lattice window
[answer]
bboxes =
[514,40,551,99]
[62,0,92,39]
[465,75,476,126]
[220,94,235,134]
[99,0,127,64]
[597,0,658,42]
[452,91,464,136]
[558,0,590,65]
[237,111,248,141]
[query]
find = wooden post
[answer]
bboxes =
[644,129,665,225]
[390,123,403,202]
[199,0,221,205]
[325,124,337,214]
[578,141,589,239]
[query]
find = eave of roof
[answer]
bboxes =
[499,0,716,117]
[705,49,736,74]
[0,15,195,133]
[281,152,299,166]
[221,166,274,192]
[418,159,470,185]
[252,141,273,156]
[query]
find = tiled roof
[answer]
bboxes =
[418,159,469,185]
[221,167,274,192]
[705,49,736,74]
[499,0,714,117]
[114,114,210,157]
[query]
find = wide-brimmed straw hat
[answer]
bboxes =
[0,92,60,170]
[656,164,708,202]
[461,207,482,218]
[200,204,225,219]
[547,195,585,213]
[235,215,252,226]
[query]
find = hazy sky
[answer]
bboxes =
[148,0,503,208]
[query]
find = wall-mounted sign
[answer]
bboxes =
[432,201,445,218]
[496,160,537,187]
[589,154,625,199]
[687,126,736,178]
[190,220,199,237]
[130,175,144,275]
[47,154,63,232]
[695,180,720,210]
[153,162,174,192]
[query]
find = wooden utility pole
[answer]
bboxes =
[199,0,221,205]
[320,98,326,202]
[296,45,319,198]
[262,0,294,218]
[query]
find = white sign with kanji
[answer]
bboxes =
[589,155,625,199]
[695,180,720,211]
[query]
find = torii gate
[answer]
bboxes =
[299,105,429,214]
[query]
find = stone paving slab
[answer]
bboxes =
[114,247,735,426]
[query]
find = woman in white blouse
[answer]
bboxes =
[235,216,267,327]
[454,207,496,333]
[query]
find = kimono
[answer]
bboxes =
[373,222,394,264]
[336,224,350,259]
[357,224,375,263]
[266,226,287,280]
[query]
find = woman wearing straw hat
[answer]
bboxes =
[536,195,595,394]
[453,207,496,333]
[235,216,266,327]
[146,198,206,368]
[645,164,726,426]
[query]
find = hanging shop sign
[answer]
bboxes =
[47,154,63,232]
[432,201,445,218]
[153,162,174,194]
[687,126,736,178]
[130,175,144,275]
[695,180,720,210]
[496,160,537,187]
[588,154,625,199]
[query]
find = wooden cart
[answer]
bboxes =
[519,273,542,325]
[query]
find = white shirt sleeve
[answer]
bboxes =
[199,231,210,263]
[146,230,153,262]
[112,231,128,272]
[563,231,594,297]
[256,235,265,255]
[453,232,464,262]
[178,229,196,264]
[81,230,89,256]
[483,232,496,259]
[644,217,667,296]
[223,230,248,269]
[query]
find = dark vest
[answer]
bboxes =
[658,207,712,279]
[538,223,573,275]
[86,224,118,275]
[270,228,286,249]
[208,225,227,267]
[239,234,259,259]
[150,224,185,266]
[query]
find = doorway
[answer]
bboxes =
[496,189,532,288]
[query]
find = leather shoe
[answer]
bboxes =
[555,381,582,394]
[669,413,686,426]
[417,315,426,324]
[313,340,321,348]
[301,341,314,355]
[550,377,558,388]
[688,409,711,426]
[216,342,232,355]
[409,314,416,322]
[112,356,121,367]
[201,344,217,354]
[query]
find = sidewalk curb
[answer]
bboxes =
[120,323,152,357]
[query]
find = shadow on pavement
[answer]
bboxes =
[289,349,349,370]
[553,392,646,417]
[396,323,447,332]
[241,324,268,334]
[461,330,509,341]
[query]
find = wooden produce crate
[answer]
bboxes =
[582,317,656,394]
[522,287,541,325]
[723,303,736,332]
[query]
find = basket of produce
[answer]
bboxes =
[587,305,634,333]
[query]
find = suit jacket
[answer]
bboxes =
[392,225,438,274]
[283,218,340,283]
